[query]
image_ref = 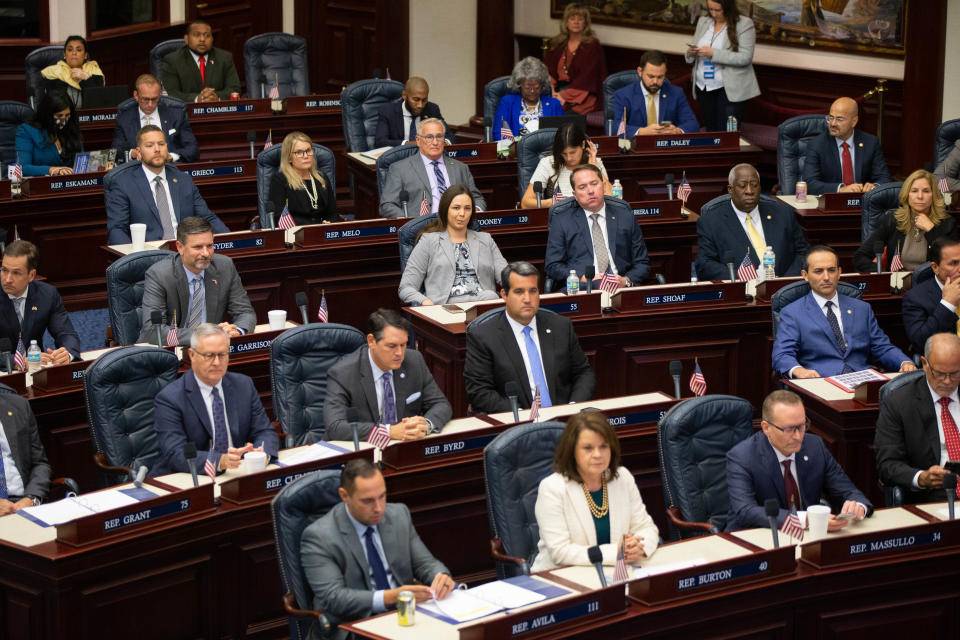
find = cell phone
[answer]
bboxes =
[945,460,960,474]
[686,42,697,47]
[660,121,672,127]
[835,512,855,520]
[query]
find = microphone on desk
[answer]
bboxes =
[945,473,957,520]
[723,251,737,282]
[0,338,11,374]
[873,240,884,274]
[399,189,410,218]
[669,360,682,399]
[533,181,543,208]
[259,74,267,100]
[151,310,163,347]
[347,407,360,451]
[505,381,520,423]
[584,265,595,294]
[655,273,666,285]
[265,203,276,230]
[247,130,256,160]
[665,173,675,200]
[587,545,607,587]
[183,442,199,487]
[765,498,780,548]
[483,116,492,143]
[296,291,310,325]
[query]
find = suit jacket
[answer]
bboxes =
[0,280,80,360]
[111,101,198,163]
[545,196,650,285]
[852,210,956,273]
[531,468,659,572]
[268,172,338,225]
[0,393,51,500]
[398,229,508,305]
[153,370,278,476]
[875,374,948,503]
[379,153,487,218]
[105,163,229,244]
[612,78,700,137]
[138,253,256,345]
[695,198,809,280]
[934,139,960,193]
[160,46,241,102]
[15,123,69,177]
[902,275,957,355]
[725,431,872,531]
[464,309,595,413]
[684,16,761,102]
[373,100,451,148]
[300,501,448,638]
[802,130,891,195]
[324,346,452,441]
[492,93,565,141]
[771,292,910,377]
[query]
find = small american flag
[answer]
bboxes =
[317,290,329,323]
[13,337,26,372]
[890,242,903,271]
[165,310,178,346]
[268,84,280,100]
[616,106,627,137]
[552,188,564,204]
[736,250,758,282]
[780,512,804,541]
[367,423,391,450]
[676,172,692,203]
[419,190,430,216]
[11,164,22,182]
[529,385,541,422]
[263,129,274,150]
[612,535,630,583]
[939,176,950,195]
[500,119,514,141]
[204,453,217,480]
[689,360,707,397]
[277,203,296,230]
[598,272,620,294]
[160,85,168,96]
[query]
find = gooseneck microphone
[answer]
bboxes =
[533,181,543,208]
[247,130,256,159]
[505,381,520,423]
[399,189,410,218]
[347,407,360,451]
[183,443,199,487]
[664,173,675,200]
[765,498,780,548]
[587,545,607,587]
[945,473,957,520]
[151,310,163,346]
[0,338,11,374]
[669,360,682,399]
[723,251,737,282]
[873,240,884,274]
[296,291,309,325]
[584,264,595,294]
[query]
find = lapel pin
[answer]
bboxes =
[766,215,772,220]
[610,216,615,221]
[546,328,552,334]
[803,455,808,461]
[858,142,863,148]
[31,306,37,311]
[847,309,852,314]
[399,372,406,379]
[212,279,218,286]
[172,178,178,183]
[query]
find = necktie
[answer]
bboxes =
[198,55,206,85]
[13,297,24,325]
[646,93,657,127]
[590,213,611,275]
[364,527,391,590]
[187,276,205,328]
[522,326,553,407]
[0,446,8,499]
[782,460,800,510]
[209,386,229,454]
[142,114,150,127]
[408,117,417,142]
[380,372,397,425]
[432,161,447,197]
[154,176,176,240]
[744,215,766,263]
[824,300,853,373]
[841,141,855,186]
[938,397,960,498]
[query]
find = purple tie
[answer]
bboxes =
[380,372,397,425]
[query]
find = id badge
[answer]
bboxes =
[703,60,715,79]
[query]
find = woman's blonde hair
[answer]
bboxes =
[550,3,597,48]
[894,169,946,234]
[279,131,327,191]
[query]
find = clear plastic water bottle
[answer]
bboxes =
[566,270,580,296]
[762,246,776,281]
[611,179,623,199]
[726,115,738,132]
[27,340,41,372]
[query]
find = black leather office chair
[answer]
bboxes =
[0,100,33,167]
[877,370,925,506]
[777,114,828,195]
[24,45,63,108]
[256,143,336,228]
[602,69,639,136]
[912,261,934,286]
[483,420,567,578]
[244,33,310,99]
[935,118,960,167]
[341,79,404,152]
[770,280,862,337]
[482,75,511,142]
[84,346,181,486]
[270,324,366,446]
[105,249,175,346]
[270,470,340,640]
[657,394,754,539]
[103,160,142,191]
[150,39,184,82]
[860,182,903,244]
[397,213,437,273]
[516,127,557,197]
[375,143,419,196]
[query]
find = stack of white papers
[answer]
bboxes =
[276,442,349,467]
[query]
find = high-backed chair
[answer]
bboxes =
[777,114,828,195]
[913,261,934,286]
[877,370,925,506]
[935,118,960,167]
[244,33,310,99]
[483,420,566,578]
[24,45,63,108]
[0,100,33,167]
[116,94,187,120]
[150,39,184,82]
[105,249,175,346]
[270,470,340,640]
[771,280,862,337]
[860,182,903,244]
[103,160,142,191]
[657,395,754,539]
[482,75,552,141]
[516,127,557,197]
[270,324,366,446]
[602,69,639,135]
[397,213,437,273]
[375,143,419,195]
[341,79,404,152]
[84,346,181,486]
[256,143,336,227]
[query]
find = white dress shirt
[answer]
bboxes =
[731,202,766,248]
[504,313,547,400]
[582,204,618,277]
[143,163,178,235]
[194,377,234,450]
[0,420,25,497]
[834,133,856,191]
[916,381,956,488]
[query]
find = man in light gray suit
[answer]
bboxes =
[379,117,486,218]
[301,459,454,639]
[324,308,451,442]
[0,391,52,514]
[138,216,256,346]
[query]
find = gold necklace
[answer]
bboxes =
[581,476,608,518]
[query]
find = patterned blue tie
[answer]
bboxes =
[187,275,205,328]
[364,527,391,590]
[0,448,8,499]
[380,372,397,425]
[431,161,447,197]
[408,117,417,142]
[209,386,230,453]
[522,326,553,407]
[825,301,853,374]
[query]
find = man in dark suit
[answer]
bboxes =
[112,74,198,163]
[160,20,240,103]
[612,50,699,137]
[875,332,960,503]
[379,118,484,217]
[105,125,229,245]
[902,237,960,355]
[138,216,255,346]
[0,391,52,514]
[726,390,872,531]
[696,163,809,280]
[374,76,451,148]
[545,164,649,287]
[324,309,452,442]
[465,261,595,413]
[802,96,890,194]
[772,245,915,378]
[153,323,278,476]
[301,458,454,640]
[0,240,80,364]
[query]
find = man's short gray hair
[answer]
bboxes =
[728,163,758,185]
[507,56,551,93]
[416,117,445,136]
[190,322,229,350]
[925,332,960,360]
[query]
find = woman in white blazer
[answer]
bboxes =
[398,184,508,306]
[531,410,659,572]
[684,0,761,132]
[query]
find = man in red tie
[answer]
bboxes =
[161,20,241,103]
[802,96,891,195]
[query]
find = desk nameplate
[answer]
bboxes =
[631,131,739,152]
[800,518,960,569]
[612,281,746,313]
[284,94,342,114]
[818,192,862,211]
[474,208,547,230]
[164,228,286,254]
[380,423,506,470]
[30,360,92,393]
[21,174,105,196]
[188,100,271,118]
[294,218,412,248]
[464,292,604,323]
[629,198,684,221]
[441,142,498,163]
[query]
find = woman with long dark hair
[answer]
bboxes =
[521,122,610,208]
[15,90,83,176]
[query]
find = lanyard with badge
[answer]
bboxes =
[702,25,727,80]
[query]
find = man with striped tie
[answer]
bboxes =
[138,216,255,346]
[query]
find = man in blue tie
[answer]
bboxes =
[301,458,454,639]
[465,261,596,413]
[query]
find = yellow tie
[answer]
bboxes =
[744,214,766,262]
[646,94,657,127]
